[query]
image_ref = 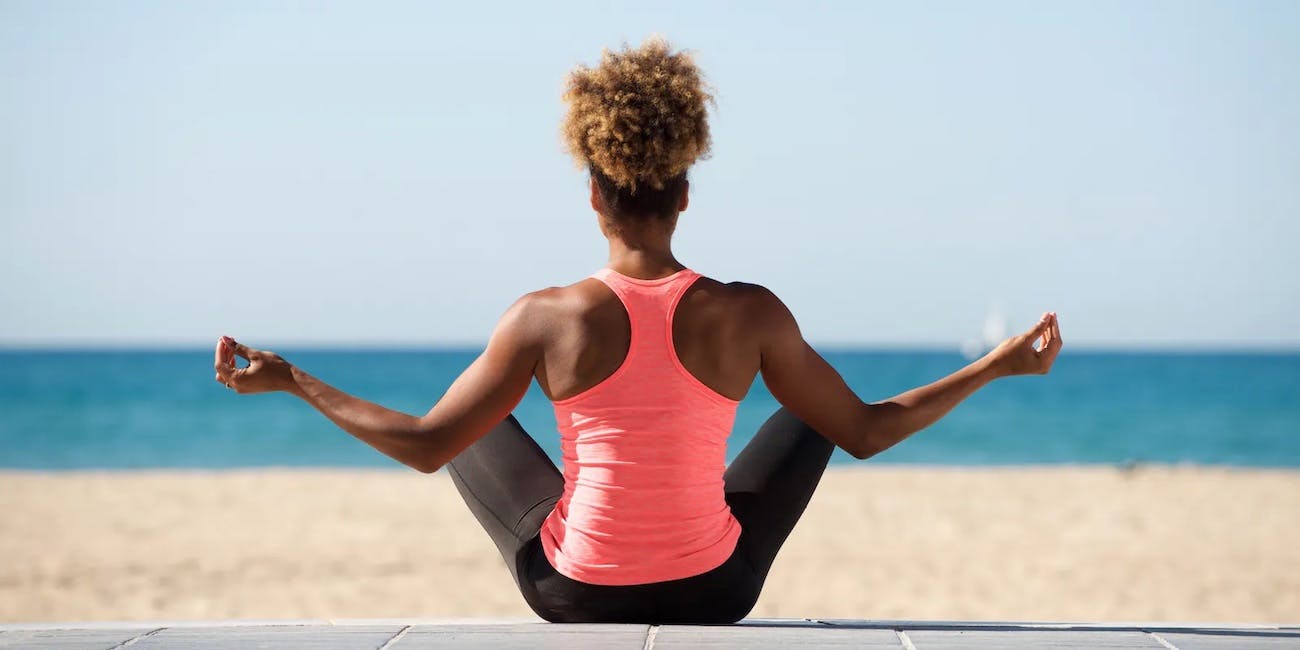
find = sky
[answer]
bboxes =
[2,1,1297,349]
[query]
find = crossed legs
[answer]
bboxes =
[446,408,835,622]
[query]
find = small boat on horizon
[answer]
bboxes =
[961,308,1008,359]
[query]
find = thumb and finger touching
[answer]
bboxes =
[1003,312,1062,375]
[1036,313,1063,372]
[214,336,260,389]
[222,336,254,361]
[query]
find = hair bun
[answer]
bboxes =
[562,37,714,192]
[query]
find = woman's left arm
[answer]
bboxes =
[214,295,543,473]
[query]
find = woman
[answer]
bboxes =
[213,38,1062,624]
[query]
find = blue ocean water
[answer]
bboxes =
[0,349,1297,469]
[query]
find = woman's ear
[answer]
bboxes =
[677,179,689,213]
[589,177,604,214]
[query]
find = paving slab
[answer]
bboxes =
[394,623,647,649]
[901,629,1162,648]
[654,621,901,648]
[1156,629,1300,649]
[0,627,159,649]
[134,624,403,649]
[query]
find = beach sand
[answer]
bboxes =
[2,466,1297,624]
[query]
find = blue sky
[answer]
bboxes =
[2,1,1297,348]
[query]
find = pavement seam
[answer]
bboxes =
[108,627,165,649]
[895,629,918,650]
[376,624,413,650]
[642,624,660,650]
[1149,631,1180,649]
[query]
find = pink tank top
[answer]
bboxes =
[539,267,742,586]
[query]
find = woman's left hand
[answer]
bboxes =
[214,336,296,395]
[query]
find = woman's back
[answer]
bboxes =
[531,266,767,405]
[539,267,752,585]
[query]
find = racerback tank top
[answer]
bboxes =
[539,267,742,586]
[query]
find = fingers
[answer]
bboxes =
[1019,312,1048,354]
[215,364,248,391]
[215,355,237,382]
[214,339,228,371]
[213,335,271,393]
[1027,312,1052,340]
[214,339,233,381]
[1039,313,1062,373]
[1042,312,1060,349]
[214,337,245,390]
[222,336,254,360]
[1040,338,1061,372]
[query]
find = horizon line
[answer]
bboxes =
[2,340,1299,354]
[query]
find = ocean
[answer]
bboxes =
[1,349,1297,469]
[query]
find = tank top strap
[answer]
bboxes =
[590,268,702,349]
[661,270,703,331]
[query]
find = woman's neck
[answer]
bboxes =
[599,211,684,278]
[606,240,684,280]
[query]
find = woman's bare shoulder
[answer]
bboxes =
[508,277,623,331]
[693,276,786,312]
[684,277,794,336]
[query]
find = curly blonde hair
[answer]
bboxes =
[562,37,713,194]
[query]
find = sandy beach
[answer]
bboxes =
[2,466,1297,624]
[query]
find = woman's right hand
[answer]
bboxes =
[985,312,1063,377]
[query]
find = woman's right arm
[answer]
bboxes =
[753,288,1062,460]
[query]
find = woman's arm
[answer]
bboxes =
[214,294,544,473]
[754,288,1062,460]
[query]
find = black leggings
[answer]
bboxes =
[445,407,835,624]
